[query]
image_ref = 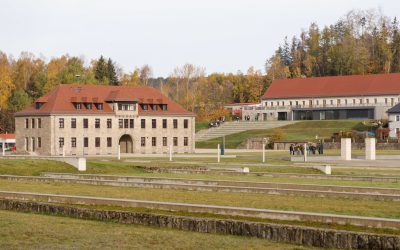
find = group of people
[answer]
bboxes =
[289,143,324,156]
[208,117,225,128]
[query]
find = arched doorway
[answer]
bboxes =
[119,135,133,153]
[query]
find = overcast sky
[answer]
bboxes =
[1,0,400,77]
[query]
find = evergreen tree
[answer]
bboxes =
[107,58,119,85]
[94,56,107,83]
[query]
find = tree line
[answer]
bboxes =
[1,9,399,133]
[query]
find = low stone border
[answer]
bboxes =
[1,190,400,230]
[0,199,399,249]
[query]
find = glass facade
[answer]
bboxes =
[293,108,374,120]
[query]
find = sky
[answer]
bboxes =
[1,0,400,77]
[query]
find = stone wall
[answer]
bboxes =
[0,199,399,249]
[237,138,269,149]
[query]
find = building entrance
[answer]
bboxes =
[119,134,133,153]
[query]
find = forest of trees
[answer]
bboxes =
[0,9,399,133]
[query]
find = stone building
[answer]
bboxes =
[15,84,195,156]
[388,103,400,138]
[243,73,400,121]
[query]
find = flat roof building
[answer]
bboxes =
[243,73,400,121]
[15,84,195,156]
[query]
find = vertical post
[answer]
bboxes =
[303,143,307,162]
[262,143,265,163]
[169,145,172,162]
[62,146,65,157]
[217,144,220,163]
[2,144,5,156]
[365,138,376,160]
[341,138,351,161]
[118,145,121,160]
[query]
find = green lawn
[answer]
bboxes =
[1,179,399,219]
[196,120,371,148]
[195,121,209,132]
[0,210,312,250]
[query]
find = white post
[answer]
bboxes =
[365,138,376,160]
[118,145,121,160]
[2,144,5,156]
[62,146,65,157]
[341,138,352,161]
[262,143,265,163]
[303,143,307,162]
[169,145,172,162]
[217,144,220,163]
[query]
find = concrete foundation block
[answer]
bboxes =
[341,138,351,161]
[365,138,376,160]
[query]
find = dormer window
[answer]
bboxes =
[142,104,148,110]
[161,104,167,111]
[76,103,82,110]
[151,104,158,111]
[118,103,136,111]
[85,103,92,110]
[95,103,103,110]
[35,102,43,109]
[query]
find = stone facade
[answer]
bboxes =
[389,113,400,138]
[15,113,195,156]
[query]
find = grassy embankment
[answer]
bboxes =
[0,210,311,250]
[196,120,371,148]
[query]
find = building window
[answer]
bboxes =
[130,119,134,128]
[38,118,41,128]
[277,101,279,106]
[385,98,388,104]
[95,137,100,147]
[366,99,369,104]
[85,103,92,110]
[296,101,299,106]
[152,137,156,146]
[302,101,306,106]
[107,137,112,147]
[152,119,156,128]
[173,137,178,146]
[353,99,356,104]
[282,101,285,106]
[76,103,81,110]
[141,137,146,147]
[84,137,88,147]
[32,137,35,152]
[25,119,29,129]
[337,99,340,105]
[360,99,363,104]
[289,101,292,106]
[375,98,378,104]
[184,119,189,129]
[107,119,112,128]
[162,137,167,146]
[124,119,129,128]
[344,99,347,105]
[25,137,28,151]
[95,119,100,128]
[59,137,64,148]
[396,115,400,122]
[173,119,178,129]
[316,100,319,105]
[118,103,136,111]
[141,119,146,128]
[184,137,188,146]
[271,102,274,107]
[32,118,35,129]
[38,137,41,148]
[59,118,64,128]
[71,137,77,148]
[330,100,333,105]
[391,98,394,105]
[119,119,123,128]
[161,104,167,111]
[83,119,88,128]
[162,119,167,128]
[142,104,148,110]
[96,103,103,110]
[71,118,76,128]
[151,104,158,111]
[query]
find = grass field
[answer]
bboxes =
[0,210,313,250]
[1,179,399,219]
[196,120,371,148]
[195,121,209,132]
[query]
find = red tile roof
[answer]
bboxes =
[15,84,194,116]
[0,134,15,140]
[262,73,400,99]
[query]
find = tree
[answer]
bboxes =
[107,58,119,85]
[94,55,107,84]
[139,64,152,85]
[0,52,15,111]
[8,89,31,112]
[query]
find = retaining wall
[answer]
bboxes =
[0,199,399,249]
